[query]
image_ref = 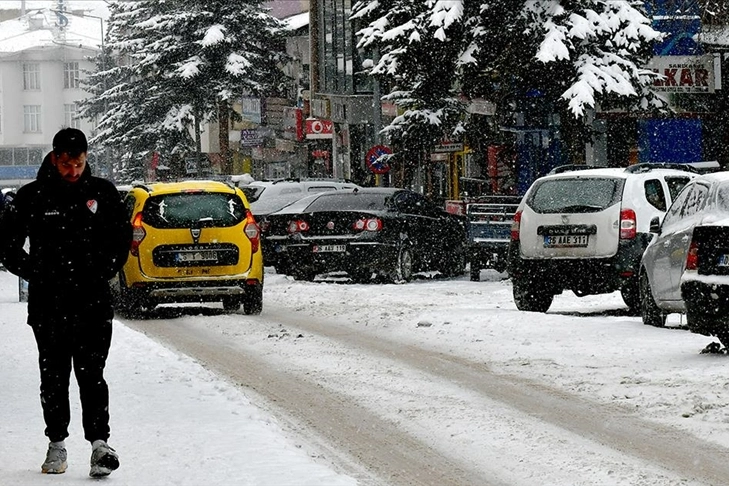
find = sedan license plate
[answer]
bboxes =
[176,250,217,262]
[718,254,729,267]
[313,244,346,253]
[544,235,589,248]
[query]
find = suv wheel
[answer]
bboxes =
[243,282,263,315]
[512,278,553,313]
[620,277,640,314]
[640,271,665,327]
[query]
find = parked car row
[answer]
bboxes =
[507,162,729,350]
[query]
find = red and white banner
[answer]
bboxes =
[305,118,333,139]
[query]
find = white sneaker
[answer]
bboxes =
[41,441,67,474]
[89,440,120,478]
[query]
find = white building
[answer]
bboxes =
[0,6,104,186]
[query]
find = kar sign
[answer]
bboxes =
[648,55,721,94]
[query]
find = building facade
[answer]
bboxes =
[0,6,103,187]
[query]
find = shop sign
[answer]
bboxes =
[648,55,720,93]
[282,107,304,141]
[305,118,334,139]
[241,96,262,124]
[240,129,263,147]
[433,142,464,153]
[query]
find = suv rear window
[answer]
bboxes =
[142,193,246,229]
[528,177,623,213]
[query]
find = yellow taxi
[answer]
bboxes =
[113,180,263,315]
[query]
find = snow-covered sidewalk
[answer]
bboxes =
[0,269,356,486]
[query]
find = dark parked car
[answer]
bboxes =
[640,172,729,349]
[266,187,468,283]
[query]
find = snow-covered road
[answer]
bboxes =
[120,270,729,485]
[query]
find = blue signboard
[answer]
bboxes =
[647,0,702,55]
[0,165,39,180]
[639,119,703,164]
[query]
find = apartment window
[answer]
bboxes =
[23,105,41,132]
[64,103,80,129]
[64,62,80,89]
[23,63,40,90]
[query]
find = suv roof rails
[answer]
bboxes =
[548,164,607,175]
[623,162,700,174]
[269,177,355,184]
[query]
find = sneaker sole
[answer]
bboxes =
[42,462,67,474]
[89,453,119,478]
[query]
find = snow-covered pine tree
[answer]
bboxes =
[353,0,468,186]
[354,0,666,184]
[81,0,287,181]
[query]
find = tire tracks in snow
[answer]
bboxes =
[123,308,729,485]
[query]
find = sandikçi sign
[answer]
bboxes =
[647,55,721,94]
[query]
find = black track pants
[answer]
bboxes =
[31,318,113,443]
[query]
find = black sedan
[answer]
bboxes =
[265,188,468,283]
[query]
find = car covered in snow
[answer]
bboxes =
[640,172,729,349]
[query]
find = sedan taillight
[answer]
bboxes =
[353,218,382,231]
[287,219,310,234]
[130,212,145,257]
[685,239,699,270]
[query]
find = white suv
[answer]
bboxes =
[507,164,696,313]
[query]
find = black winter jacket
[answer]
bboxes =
[0,153,132,324]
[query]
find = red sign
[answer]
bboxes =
[365,145,392,174]
[305,118,333,139]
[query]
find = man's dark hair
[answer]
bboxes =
[52,128,88,157]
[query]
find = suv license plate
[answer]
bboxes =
[176,250,218,262]
[544,235,589,248]
[313,244,346,253]
[718,254,729,266]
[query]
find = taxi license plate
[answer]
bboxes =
[313,245,346,253]
[718,254,729,266]
[176,250,217,262]
[544,235,589,248]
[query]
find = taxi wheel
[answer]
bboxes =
[243,282,263,315]
[222,296,241,312]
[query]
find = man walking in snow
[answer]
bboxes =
[0,128,131,477]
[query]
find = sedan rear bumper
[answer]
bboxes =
[283,240,398,274]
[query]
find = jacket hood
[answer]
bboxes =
[37,152,91,184]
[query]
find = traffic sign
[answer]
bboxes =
[365,145,392,174]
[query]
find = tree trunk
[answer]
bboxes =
[218,101,231,174]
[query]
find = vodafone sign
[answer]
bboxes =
[305,118,333,139]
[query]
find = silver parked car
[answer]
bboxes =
[640,171,729,349]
